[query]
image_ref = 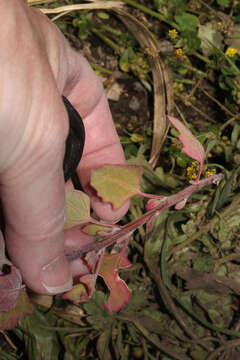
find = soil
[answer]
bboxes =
[65,22,224,142]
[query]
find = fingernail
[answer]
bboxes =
[41,255,73,294]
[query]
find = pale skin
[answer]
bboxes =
[0,0,128,294]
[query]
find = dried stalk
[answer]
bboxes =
[37,2,123,14]
[114,9,174,167]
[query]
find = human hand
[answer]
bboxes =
[0,0,128,294]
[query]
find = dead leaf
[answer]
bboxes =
[176,266,240,295]
[53,304,85,326]
[226,24,240,52]
[198,22,224,56]
[97,330,112,360]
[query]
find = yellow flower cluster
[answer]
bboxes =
[205,168,217,177]
[225,47,238,57]
[186,161,199,180]
[168,29,178,39]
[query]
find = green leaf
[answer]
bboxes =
[144,212,168,263]
[182,30,201,51]
[193,254,214,273]
[83,291,113,331]
[217,0,231,6]
[215,168,240,211]
[216,208,240,243]
[175,12,199,32]
[172,0,187,11]
[64,190,91,230]
[231,123,240,145]
[119,47,135,73]
[82,223,112,236]
[205,139,223,158]
[18,310,60,360]
[91,164,144,209]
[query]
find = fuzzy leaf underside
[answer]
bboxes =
[64,189,91,229]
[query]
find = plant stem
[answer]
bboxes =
[206,339,240,360]
[116,316,189,360]
[65,173,224,261]
[146,261,213,352]
[91,63,114,75]
[92,27,123,54]
[122,0,179,29]
[192,51,212,64]
[100,23,123,37]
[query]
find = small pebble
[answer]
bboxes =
[129,96,140,111]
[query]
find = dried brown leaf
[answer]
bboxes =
[176,266,240,295]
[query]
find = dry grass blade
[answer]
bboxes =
[36,1,123,14]
[114,9,174,167]
[27,0,57,4]
[51,11,71,22]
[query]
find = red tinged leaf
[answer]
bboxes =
[62,283,88,304]
[145,197,166,211]
[0,266,22,312]
[62,275,96,304]
[0,231,22,312]
[62,274,97,305]
[98,253,132,312]
[0,289,34,330]
[63,273,98,304]
[175,198,188,210]
[91,164,144,209]
[62,252,99,304]
[168,116,205,181]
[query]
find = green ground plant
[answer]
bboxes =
[0,1,240,359]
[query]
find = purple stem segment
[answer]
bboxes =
[65,173,224,261]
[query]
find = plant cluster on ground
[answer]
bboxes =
[0,0,240,359]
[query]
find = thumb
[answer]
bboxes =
[0,101,72,295]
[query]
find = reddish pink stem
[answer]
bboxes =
[65,173,224,261]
